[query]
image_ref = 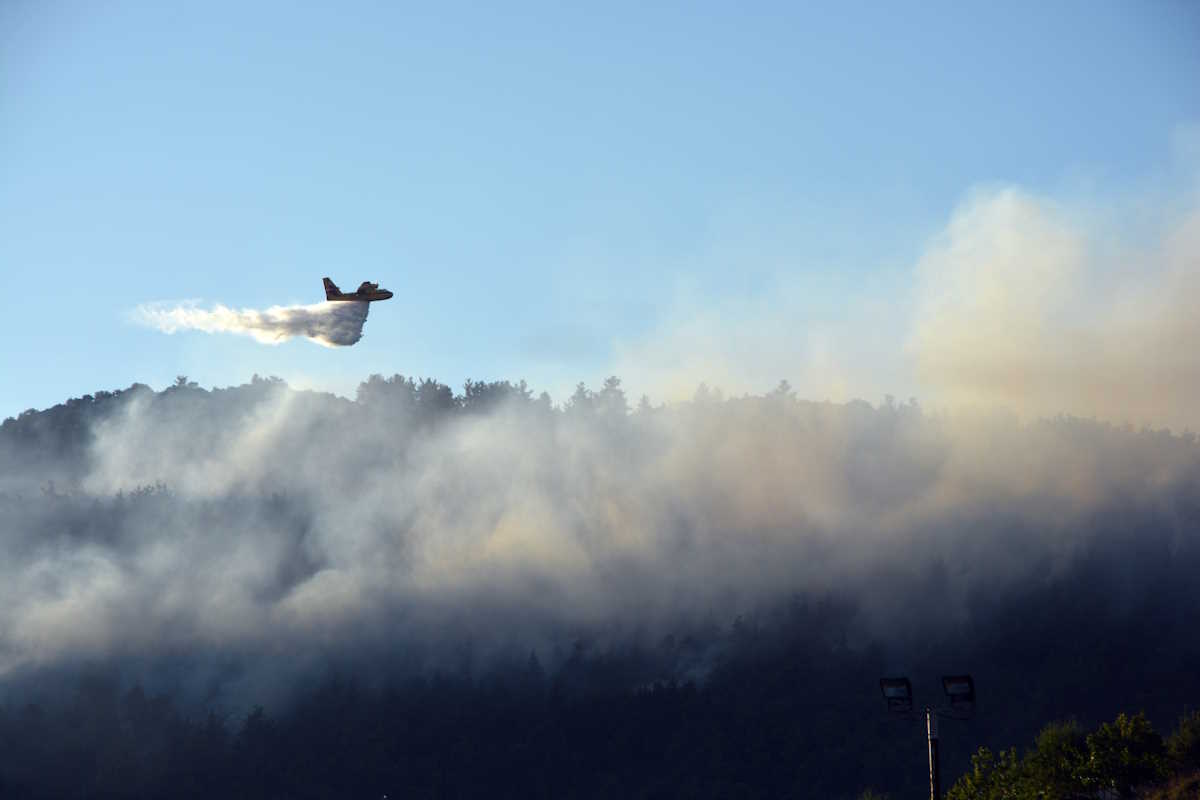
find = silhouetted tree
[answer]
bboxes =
[1167,711,1200,773]
[596,376,628,418]
[1023,720,1088,797]
[1083,712,1168,796]
[946,746,1023,800]
[565,382,593,416]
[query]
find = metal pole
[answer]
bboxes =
[926,708,941,800]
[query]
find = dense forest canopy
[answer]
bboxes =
[1,375,1198,797]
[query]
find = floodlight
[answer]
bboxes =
[941,674,975,715]
[876,674,976,800]
[879,677,913,713]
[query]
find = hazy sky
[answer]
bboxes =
[2,1,1198,423]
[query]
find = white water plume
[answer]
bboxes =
[134,301,370,347]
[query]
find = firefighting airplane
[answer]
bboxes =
[323,277,394,302]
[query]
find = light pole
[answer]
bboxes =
[879,674,975,800]
[926,706,940,800]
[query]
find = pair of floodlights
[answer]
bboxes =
[880,675,975,799]
[879,674,975,718]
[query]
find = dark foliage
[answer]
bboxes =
[947,711,1200,799]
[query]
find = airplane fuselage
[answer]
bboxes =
[326,289,393,302]
[323,277,393,302]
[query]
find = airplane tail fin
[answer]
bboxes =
[323,277,340,299]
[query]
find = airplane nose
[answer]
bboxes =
[382,290,394,299]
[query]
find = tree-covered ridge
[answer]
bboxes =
[3,652,1197,798]
[0,373,627,482]
[0,604,889,799]
[1,375,1199,797]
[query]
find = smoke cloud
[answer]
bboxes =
[608,176,1200,433]
[12,169,1200,713]
[910,189,1200,432]
[134,301,370,346]
[1,378,1197,708]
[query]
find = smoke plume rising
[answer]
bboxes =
[134,301,370,346]
[910,189,1200,432]
[608,179,1200,433]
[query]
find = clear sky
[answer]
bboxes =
[2,1,1198,421]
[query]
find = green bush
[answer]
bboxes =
[949,712,1180,800]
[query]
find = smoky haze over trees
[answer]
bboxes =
[1,375,1198,798]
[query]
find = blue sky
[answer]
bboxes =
[2,1,1198,421]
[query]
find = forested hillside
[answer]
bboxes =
[1,376,1198,798]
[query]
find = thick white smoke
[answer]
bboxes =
[134,301,370,346]
[1,379,1197,707]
